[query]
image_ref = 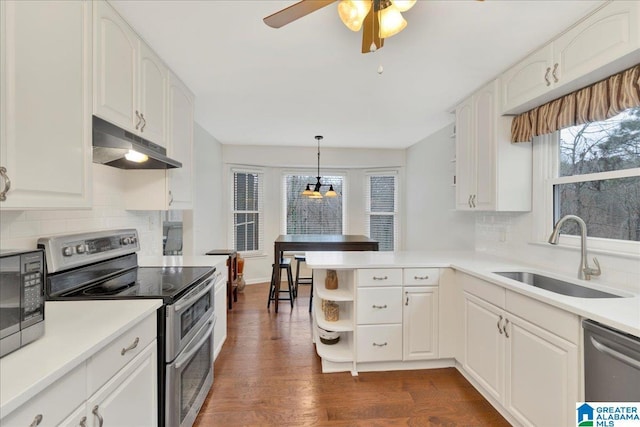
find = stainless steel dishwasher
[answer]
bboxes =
[583,319,640,401]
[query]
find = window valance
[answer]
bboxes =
[511,64,640,143]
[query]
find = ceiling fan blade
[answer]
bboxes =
[264,0,337,28]
[361,8,383,54]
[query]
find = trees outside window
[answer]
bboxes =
[233,170,263,253]
[555,107,640,242]
[284,175,344,234]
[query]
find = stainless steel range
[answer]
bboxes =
[38,229,222,427]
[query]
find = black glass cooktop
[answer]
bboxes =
[47,254,214,303]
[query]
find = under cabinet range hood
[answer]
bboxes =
[92,116,182,169]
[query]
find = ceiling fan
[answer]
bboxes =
[263,0,419,54]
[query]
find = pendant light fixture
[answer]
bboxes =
[302,135,338,199]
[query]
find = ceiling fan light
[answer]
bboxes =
[338,0,372,32]
[390,0,416,12]
[378,4,407,39]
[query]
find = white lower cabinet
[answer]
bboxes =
[403,286,439,361]
[356,324,403,362]
[462,273,579,427]
[86,341,157,427]
[0,313,158,426]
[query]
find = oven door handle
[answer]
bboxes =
[174,318,215,370]
[173,276,215,312]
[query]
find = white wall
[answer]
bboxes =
[0,164,163,255]
[222,144,406,283]
[404,123,476,251]
[183,122,226,255]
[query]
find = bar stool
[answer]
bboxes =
[294,255,314,312]
[267,258,294,312]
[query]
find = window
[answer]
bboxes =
[365,172,398,251]
[283,174,344,234]
[232,170,263,254]
[550,106,640,245]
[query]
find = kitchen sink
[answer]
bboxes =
[492,271,623,298]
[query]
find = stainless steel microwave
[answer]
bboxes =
[0,249,45,358]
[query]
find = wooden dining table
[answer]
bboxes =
[272,234,379,311]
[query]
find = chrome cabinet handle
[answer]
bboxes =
[405,291,409,306]
[140,113,146,132]
[135,110,141,130]
[497,315,503,334]
[503,318,510,338]
[372,304,387,309]
[0,166,11,201]
[79,416,87,427]
[468,195,472,208]
[29,414,43,427]
[121,337,139,356]
[92,405,104,427]
[470,194,476,208]
[168,190,174,206]
[413,275,429,280]
[372,342,388,347]
[544,67,551,86]
[372,276,388,280]
[552,63,559,83]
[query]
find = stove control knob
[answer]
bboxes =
[131,236,137,244]
[62,246,74,257]
[121,237,131,245]
[76,244,86,254]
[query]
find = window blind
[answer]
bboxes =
[365,172,398,251]
[282,174,344,234]
[232,169,264,254]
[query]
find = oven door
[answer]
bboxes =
[165,313,215,427]
[166,272,215,362]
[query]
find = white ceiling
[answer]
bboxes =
[111,0,603,149]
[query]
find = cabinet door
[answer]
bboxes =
[403,286,438,361]
[455,98,474,210]
[463,294,504,403]
[87,341,157,427]
[356,324,403,362]
[473,83,497,211]
[94,0,137,131]
[500,45,553,114]
[505,314,578,427]
[167,72,194,209]
[554,1,640,88]
[138,41,167,146]
[0,0,92,209]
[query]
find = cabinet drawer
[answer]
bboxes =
[1,364,86,427]
[357,269,402,286]
[357,287,402,324]
[403,268,439,285]
[87,313,156,396]
[356,324,403,362]
[461,273,505,308]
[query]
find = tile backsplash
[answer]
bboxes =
[476,212,640,294]
[0,164,163,256]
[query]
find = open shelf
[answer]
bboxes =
[313,296,353,332]
[312,323,353,363]
[314,270,354,301]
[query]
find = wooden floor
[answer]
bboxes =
[195,282,511,426]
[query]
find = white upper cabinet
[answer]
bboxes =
[455,80,532,212]
[94,1,167,147]
[167,72,195,209]
[0,0,92,209]
[501,1,640,115]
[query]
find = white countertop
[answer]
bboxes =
[0,299,162,416]
[305,251,640,337]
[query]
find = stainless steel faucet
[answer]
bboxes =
[548,214,601,280]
